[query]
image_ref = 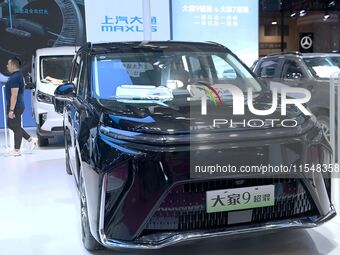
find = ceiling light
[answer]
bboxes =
[290,12,296,17]
[299,10,306,16]
[328,1,336,8]
[271,21,278,25]
[323,12,330,21]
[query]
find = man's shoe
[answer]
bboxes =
[7,150,21,157]
[29,137,38,151]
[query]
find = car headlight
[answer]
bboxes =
[37,91,53,104]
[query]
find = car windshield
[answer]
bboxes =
[40,56,74,82]
[92,49,262,102]
[304,56,340,78]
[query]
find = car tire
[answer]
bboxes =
[80,171,103,251]
[37,134,49,147]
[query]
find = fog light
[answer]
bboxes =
[40,113,47,126]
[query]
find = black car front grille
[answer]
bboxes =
[143,179,318,232]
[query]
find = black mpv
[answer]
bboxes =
[54,41,335,251]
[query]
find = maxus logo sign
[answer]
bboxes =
[101,16,158,33]
[187,83,312,128]
[84,0,170,42]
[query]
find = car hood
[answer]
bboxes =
[95,92,317,139]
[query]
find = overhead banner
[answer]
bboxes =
[171,0,259,66]
[84,0,171,42]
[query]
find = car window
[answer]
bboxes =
[70,55,81,84]
[92,50,262,100]
[40,56,73,82]
[188,56,210,81]
[257,59,279,78]
[282,60,304,80]
[304,56,340,78]
[330,57,340,67]
[76,59,87,99]
[211,55,237,80]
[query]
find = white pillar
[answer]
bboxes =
[2,85,10,149]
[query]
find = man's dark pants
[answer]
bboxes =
[7,108,30,150]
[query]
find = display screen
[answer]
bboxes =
[171,0,259,67]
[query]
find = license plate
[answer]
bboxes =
[206,185,275,213]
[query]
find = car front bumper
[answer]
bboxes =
[98,204,336,250]
[87,124,335,250]
[35,101,63,135]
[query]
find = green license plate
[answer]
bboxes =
[206,185,275,213]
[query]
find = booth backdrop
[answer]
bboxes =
[0,0,258,128]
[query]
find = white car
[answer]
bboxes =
[26,47,77,146]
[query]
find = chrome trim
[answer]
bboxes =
[54,95,73,102]
[99,173,108,244]
[98,175,336,250]
[99,117,317,146]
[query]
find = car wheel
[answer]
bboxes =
[64,133,72,175]
[316,114,330,141]
[37,134,49,147]
[80,172,102,251]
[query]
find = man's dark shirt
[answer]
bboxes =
[5,71,25,111]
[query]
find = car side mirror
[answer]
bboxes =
[55,83,76,100]
[54,83,76,114]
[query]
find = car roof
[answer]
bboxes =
[35,46,79,56]
[85,41,232,54]
[259,52,340,60]
[301,53,340,58]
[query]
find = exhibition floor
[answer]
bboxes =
[0,129,340,255]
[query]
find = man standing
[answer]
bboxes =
[6,57,37,156]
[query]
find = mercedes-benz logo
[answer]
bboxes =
[300,36,313,49]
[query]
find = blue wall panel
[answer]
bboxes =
[0,86,35,128]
